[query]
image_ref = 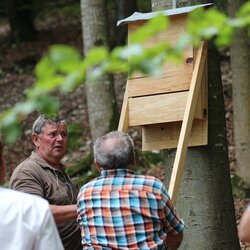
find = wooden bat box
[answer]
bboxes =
[118,4,210,151]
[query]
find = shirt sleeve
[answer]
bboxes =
[9,164,44,198]
[161,185,185,235]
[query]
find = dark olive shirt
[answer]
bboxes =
[9,151,82,250]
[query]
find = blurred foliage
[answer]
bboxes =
[66,152,93,177]
[67,123,84,153]
[135,149,164,168]
[0,2,250,143]
[231,174,250,199]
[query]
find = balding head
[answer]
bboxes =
[93,131,135,170]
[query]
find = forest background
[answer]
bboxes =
[0,0,250,249]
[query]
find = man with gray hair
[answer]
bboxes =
[10,114,82,250]
[77,131,184,250]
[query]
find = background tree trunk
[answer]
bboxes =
[229,0,250,186]
[151,0,173,10]
[114,0,138,46]
[152,0,240,248]
[5,0,36,43]
[80,0,118,142]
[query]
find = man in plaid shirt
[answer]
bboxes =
[77,131,184,249]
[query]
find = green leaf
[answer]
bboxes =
[35,95,60,115]
[14,101,36,115]
[130,13,169,43]
[3,122,22,143]
[60,70,84,92]
[49,45,82,73]
[85,47,109,65]
[35,56,56,80]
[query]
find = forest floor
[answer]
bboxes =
[0,11,249,249]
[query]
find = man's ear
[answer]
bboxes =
[94,160,102,173]
[31,133,39,147]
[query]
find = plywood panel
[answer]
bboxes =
[127,46,193,97]
[128,91,204,126]
[128,14,188,46]
[126,15,193,97]
[129,92,187,126]
[142,119,207,151]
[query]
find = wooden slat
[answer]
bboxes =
[127,47,193,97]
[127,75,190,97]
[118,83,129,132]
[142,119,207,151]
[168,41,207,205]
[129,46,193,81]
[128,90,205,126]
[129,92,188,126]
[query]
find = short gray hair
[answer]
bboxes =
[32,114,67,135]
[93,131,134,170]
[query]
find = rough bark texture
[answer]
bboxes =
[229,0,250,185]
[80,0,118,142]
[151,0,173,11]
[152,0,240,248]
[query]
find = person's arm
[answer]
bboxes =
[238,205,250,243]
[161,183,184,249]
[50,204,78,224]
[164,232,183,250]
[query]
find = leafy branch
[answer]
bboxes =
[0,2,250,143]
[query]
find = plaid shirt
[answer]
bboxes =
[77,169,184,250]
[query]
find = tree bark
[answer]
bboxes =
[151,0,173,11]
[152,0,240,248]
[229,0,250,186]
[80,0,118,142]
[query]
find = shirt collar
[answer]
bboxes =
[101,168,136,177]
[31,151,65,172]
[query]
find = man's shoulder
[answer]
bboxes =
[136,173,164,184]
[79,177,99,191]
[9,153,43,188]
[0,188,49,211]
[12,153,42,174]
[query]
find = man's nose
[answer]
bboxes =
[56,134,63,140]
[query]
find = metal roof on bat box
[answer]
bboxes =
[117,3,213,26]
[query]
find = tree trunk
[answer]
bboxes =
[80,0,118,142]
[5,0,36,43]
[152,0,240,248]
[151,0,173,10]
[114,0,138,46]
[229,0,250,186]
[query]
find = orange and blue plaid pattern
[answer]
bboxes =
[77,169,184,250]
